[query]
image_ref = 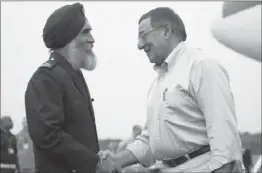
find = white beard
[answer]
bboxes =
[67,41,97,71]
[81,50,97,71]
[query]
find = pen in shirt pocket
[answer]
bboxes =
[163,88,168,101]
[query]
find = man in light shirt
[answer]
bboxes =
[100,7,243,172]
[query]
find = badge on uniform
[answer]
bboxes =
[8,148,14,154]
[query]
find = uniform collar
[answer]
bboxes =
[50,51,82,78]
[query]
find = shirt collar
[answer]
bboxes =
[154,41,186,74]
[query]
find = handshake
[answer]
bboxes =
[96,150,122,173]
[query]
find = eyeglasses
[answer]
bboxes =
[138,26,165,41]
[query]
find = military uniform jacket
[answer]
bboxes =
[25,52,100,173]
[0,128,19,167]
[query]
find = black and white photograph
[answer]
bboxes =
[1,1,261,173]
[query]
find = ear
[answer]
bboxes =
[164,24,172,38]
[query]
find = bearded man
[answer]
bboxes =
[24,3,120,173]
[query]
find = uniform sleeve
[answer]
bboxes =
[25,70,99,172]
[191,59,243,172]
[126,122,155,167]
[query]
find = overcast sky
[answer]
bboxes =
[1,1,261,139]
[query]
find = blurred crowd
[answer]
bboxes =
[0,115,260,172]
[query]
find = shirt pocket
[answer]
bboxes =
[163,85,184,107]
[163,84,197,109]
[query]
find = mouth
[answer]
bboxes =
[85,43,94,51]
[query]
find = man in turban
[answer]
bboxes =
[25,3,120,173]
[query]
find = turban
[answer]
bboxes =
[43,3,86,49]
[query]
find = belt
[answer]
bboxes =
[162,145,210,168]
[0,163,16,169]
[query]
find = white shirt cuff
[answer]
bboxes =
[126,140,155,167]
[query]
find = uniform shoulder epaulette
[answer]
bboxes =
[40,58,57,69]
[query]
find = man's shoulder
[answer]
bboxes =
[40,58,58,69]
[196,58,228,75]
[192,57,229,78]
[190,47,226,72]
[189,48,230,82]
[189,46,224,68]
[31,58,66,81]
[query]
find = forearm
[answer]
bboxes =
[124,129,156,167]
[115,149,139,168]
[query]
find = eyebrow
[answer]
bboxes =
[82,28,92,33]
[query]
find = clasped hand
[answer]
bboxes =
[96,150,121,173]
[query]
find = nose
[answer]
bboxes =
[137,38,145,50]
[88,34,95,44]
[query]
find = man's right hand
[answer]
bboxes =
[96,156,121,173]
